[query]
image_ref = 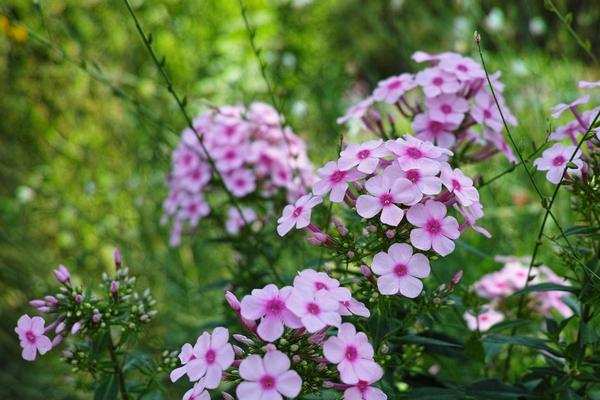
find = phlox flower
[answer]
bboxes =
[549,120,586,143]
[371,243,430,298]
[385,136,451,171]
[415,67,461,98]
[173,146,201,176]
[286,288,341,333]
[355,174,419,226]
[344,377,387,400]
[578,80,600,89]
[384,163,442,199]
[533,143,584,184]
[406,200,460,256]
[470,91,503,132]
[438,55,485,81]
[338,297,371,318]
[454,201,490,238]
[179,164,211,192]
[240,284,302,342]
[412,112,458,148]
[440,165,479,206]
[293,269,351,302]
[323,323,383,385]
[277,194,322,236]
[464,309,504,332]
[426,94,469,125]
[248,101,282,127]
[372,74,416,104]
[485,130,517,164]
[237,350,302,400]
[183,383,210,400]
[223,168,256,197]
[551,95,589,118]
[178,195,210,226]
[338,140,388,174]
[313,161,364,203]
[212,145,247,172]
[15,314,52,361]
[337,98,374,125]
[170,327,234,388]
[411,50,457,64]
[225,206,257,235]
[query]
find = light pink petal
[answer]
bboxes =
[203,364,223,389]
[36,335,52,354]
[282,309,303,329]
[261,391,283,400]
[398,276,424,298]
[354,359,384,382]
[426,200,447,219]
[356,195,382,219]
[211,327,229,348]
[22,345,37,361]
[406,204,428,226]
[377,274,400,295]
[215,344,235,370]
[410,228,432,251]
[344,387,363,400]
[380,204,404,226]
[330,183,349,203]
[295,210,312,230]
[187,359,208,381]
[441,217,460,239]
[312,179,331,196]
[301,314,326,333]
[431,235,456,256]
[366,387,388,400]
[371,252,394,275]
[264,350,291,375]
[358,157,380,174]
[387,243,413,264]
[276,370,302,398]
[408,254,430,278]
[239,354,265,381]
[258,316,285,342]
[236,381,262,400]
[170,366,188,382]
[17,315,31,332]
[323,336,345,363]
[241,295,266,320]
[319,311,342,327]
[31,316,45,335]
[364,175,387,196]
[418,176,442,195]
[338,360,359,384]
[391,178,421,205]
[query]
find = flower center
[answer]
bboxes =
[225,150,236,160]
[205,349,216,364]
[292,206,303,218]
[480,315,489,322]
[315,282,328,290]
[265,299,285,315]
[457,64,468,72]
[307,302,321,315]
[235,179,246,188]
[441,104,453,114]
[405,169,420,183]
[260,375,276,390]
[428,120,444,134]
[394,263,408,277]
[330,170,347,183]
[426,218,442,234]
[406,147,423,159]
[451,179,461,190]
[345,346,358,361]
[379,193,393,206]
[25,331,36,344]
[357,381,369,393]
[388,80,402,90]
[432,76,444,86]
[357,149,371,160]
[483,109,492,119]
[552,155,566,166]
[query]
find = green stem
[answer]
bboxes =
[107,335,129,400]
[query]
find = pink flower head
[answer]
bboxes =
[384,163,442,200]
[385,136,451,171]
[15,315,52,361]
[356,174,420,226]
[277,194,322,236]
[415,67,461,98]
[413,112,458,148]
[240,284,302,342]
[440,165,479,206]
[471,91,503,132]
[372,74,416,104]
[455,201,490,238]
[225,206,257,235]
[313,161,364,203]
[551,95,590,119]
[223,168,256,197]
[338,97,374,125]
[236,350,302,400]
[323,323,383,384]
[173,146,201,176]
[438,55,485,82]
[464,309,504,332]
[183,383,210,400]
[178,194,210,226]
[213,145,247,172]
[286,289,342,333]
[179,164,211,192]
[411,50,457,64]
[578,80,600,89]
[338,140,388,174]
[371,243,430,297]
[53,265,71,284]
[406,200,460,256]
[533,143,584,184]
[426,94,469,125]
[338,297,371,318]
[485,130,517,164]
[170,327,235,388]
[344,378,387,400]
[293,269,351,302]
[549,120,586,143]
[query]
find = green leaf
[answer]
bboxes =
[302,389,340,399]
[94,374,118,400]
[464,334,485,363]
[487,319,531,333]
[402,387,464,399]
[483,334,561,356]
[399,334,463,349]
[512,283,577,296]
[466,379,531,399]
[563,226,600,237]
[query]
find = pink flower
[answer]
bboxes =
[170,327,235,388]
[464,309,504,332]
[286,289,341,332]
[426,94,469,125]
[173,146,201,176]
[223,168,256,197]
[413,113,458,148]
[225,206,257,235]
[277,194,322,236]
[178,195,210,226]
[53,265,70,284]
[485,130,517,164]
[533,143,584,184]
[183,383,210,400]
[371,243,430,297]
[338,298,371,318]
[323,323,383,384]
[385,136,451,171]
[338,98,374,125]
[438,55,484,81]
[372,74,416,104]
[470,91,503,132]
[578,80,600,89]
[440,165,479,206]
[384,163,442,200]
[236,350,302,400]
[313,161,364,203]
[293,269,351,302]
[356,174,419,226]
[213,145,247,172]
[455,201,490,238]
[406,200,460,256]
[344,378,387,400]
[338,140,388,174]
[415,68,461,98]
[15,315,52,361]
[240,284,302,342]
[551,95,589,118]
[549,120,586,143]
[179,164,211,192]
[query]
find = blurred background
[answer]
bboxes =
[1,0,599,398]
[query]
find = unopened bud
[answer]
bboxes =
[323,381,335,389]
[52,335,64,347]
[92,312,102,324]
[232,345,244,357]
[233,334,254,346]
[222,393,235,400]
[44,295,58,306]
[55,321,65,334]
[346,250,355,259]
[385,229,396,239]
[74,294,83,304]
[225,291,241,312]
[367,225,377,233]
[292,355,301,363]
[110,281,119,296]
[332,217,348,236]
[474,30,481,44]
[380,343,390,354]
[360,264,372,278]
[53,265,71,284]
[113,248,122,269]
[70,321,82,335]
[29,299,46,308]
[451,270,463,286]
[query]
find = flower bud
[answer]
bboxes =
[232,345,244,357]
[55,322,66,334]
[92,312,102,324]
[110,281,119,296]
[346,250,355,259]
[451,270,464,286]
[292,355,301,363]
[29,299,46,308]
[53,265,71,284]
[225,291,241,312]
[222,393,235,400]
[360,264,372,278]
[367,225,377,233]
[263,343,276,352]
[52,335,64,347]
[113,248,122,269]
[74,294,83,304]
[332,217,348,236]
[385,229,396,239]
[44,295,58,306]
[233,334,254,346]
[70,321,82,335]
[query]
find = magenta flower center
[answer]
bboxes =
[225,150,236,160]
[235,179,246,188]
[379,193,394,206]
[428,120,444,134]
[345,345,358,361]
[552,155,566,166]
[307,302,321,315]
[394,263,408,277]
[315,282,328,290]
[388,80,403,90]
[357,380,369,393]
[205,349,216,364]
[330,170,347,183]
[191,170,201,180]
[406,147,423,159]
[483,109,492,119]
[260,374,276,390]
[457,64,468,72]
[265,298,285,315]
[25,330,36,344]
[357,149,371,160]
[441,104,453,114]
[182,153,194,165]
[451,179,461,190]
[425,218,442,234]
[188,203,198,213]
[292,206,303,218]
[405,169,420,183]
[432,77,444,86]
[480,315,489,322]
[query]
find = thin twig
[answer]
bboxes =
[107,335,129,400]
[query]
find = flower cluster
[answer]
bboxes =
[277,136,487,298]
[464,256,572,331]
[534,80,600,184]
[170,269,386,399]
[163,102,314,246]
[338,50,517,164]
[15,250,156,364]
